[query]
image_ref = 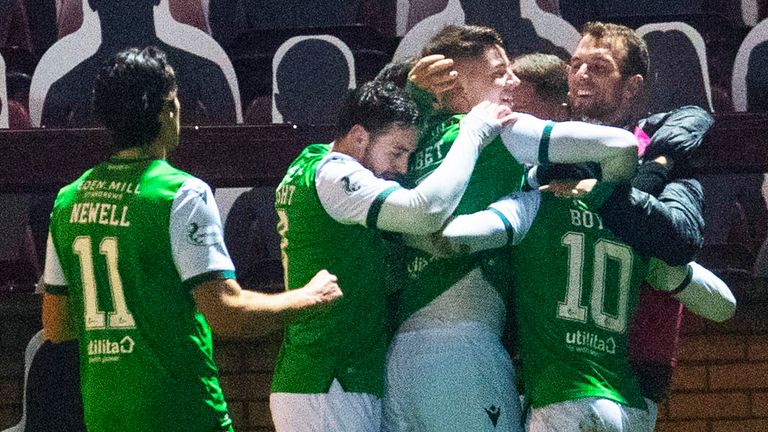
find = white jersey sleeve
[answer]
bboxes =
[500,114,638,181]
[169,178,236,284]
[405,191,542,256]
[43,231,68,288]
[315,153,403,226]
[317,104,503,235]
[646,260,737,322]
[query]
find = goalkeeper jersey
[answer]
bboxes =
[272,143,395,397]
[506,192,648,410]
[43,157,235,432]
[396,113,525,325]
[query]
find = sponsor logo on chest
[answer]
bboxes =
[87,336,135,363]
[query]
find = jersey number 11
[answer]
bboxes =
[73,236,136,330]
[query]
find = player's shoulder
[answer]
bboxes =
[293,143,333,166]
[317,151,365,174]
[281,143,333,186]
[315,151,375,193]
[141,160,208,196]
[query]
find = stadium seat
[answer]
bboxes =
[698,243,757,273]
[700,173,768,261]
[732,18,768,112]
[396,0,451,35]
[30,0,241,128]
[0,0,31,51]
[7,99,31,129]
[154,0,242,123]
[519,0,580,54]
[58,0,209,37]
[393,0,464,61]
[0,47,34,75]
[272,35,356,124]
[637,22,714,113]
[221,187,284,292]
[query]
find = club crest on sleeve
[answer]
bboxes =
[187,222,222,246]
[341,176,361,195]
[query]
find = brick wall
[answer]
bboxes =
[656,283,768,432]
[2,289,767,431]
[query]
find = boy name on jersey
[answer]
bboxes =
[566,330,617,356]
[69,202,130,227]
[569,207,604,230]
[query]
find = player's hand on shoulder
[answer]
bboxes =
[460,101,518,149]
[290,269,342,310]
[409,54,458,97]
[469,100,516,125]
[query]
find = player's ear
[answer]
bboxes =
[623,74,644,100]
[347,124,370,148]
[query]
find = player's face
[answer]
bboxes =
[448,45,519,112]
[568,35,633,123]
[361,124,417,181]
[509,79,567,121]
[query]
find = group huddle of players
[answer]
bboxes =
[40,20,735,432]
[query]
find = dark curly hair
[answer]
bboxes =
[93,46,177,150]
[335,80,418,139]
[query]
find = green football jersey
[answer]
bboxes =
[272,144,393,397]
[46,157,233,432]
[396,113,525,324]
[510,192,648,410]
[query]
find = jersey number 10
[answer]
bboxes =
[73,236,136,330]
[557,232,632,333]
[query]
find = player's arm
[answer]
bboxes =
[41,232,78,343]
[640,105,713,167]
[172,179,341,338]
[500,114,638,182]
[192,270,341,338]
[319,102,516,235]
[404,190,542,256]
[42,294,78,343]
[599,178,705,266]
[645,260,736,322]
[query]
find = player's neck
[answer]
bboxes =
[113,141,167,160]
